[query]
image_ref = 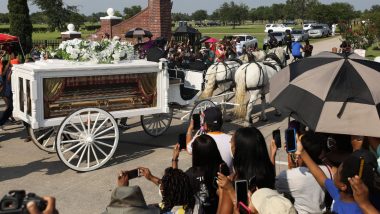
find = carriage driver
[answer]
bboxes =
[185,107,233,170]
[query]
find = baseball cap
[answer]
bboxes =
[251,188,296,214]
[203,107,223,125]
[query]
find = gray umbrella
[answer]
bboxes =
[270,51,380,137]
[125,28,153,38]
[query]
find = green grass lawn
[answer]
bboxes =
[366,43,380,59]
[32,30,95,40]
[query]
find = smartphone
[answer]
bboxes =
[178,133,187,150]
[192,114,201,130]
[219,163,230,176]
[272,129,281,148]
[239,201,251,214]
[285,128,297,153]
[235,180,248,206]
[127,169,140,180]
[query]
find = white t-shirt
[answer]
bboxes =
[235,42,243,54]
[187,132,233,170]
[275,166,331,214]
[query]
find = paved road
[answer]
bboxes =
[0,36,341,214]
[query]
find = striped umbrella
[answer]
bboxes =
[125,27,153,38]
[270,51,380,137]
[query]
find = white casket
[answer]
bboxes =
[12,59,169,129]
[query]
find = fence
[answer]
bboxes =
[32,39,61,49]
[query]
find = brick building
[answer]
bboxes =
[95,0,172,41]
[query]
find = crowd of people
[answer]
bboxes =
[0,31,375,214]
[98,107,380,214]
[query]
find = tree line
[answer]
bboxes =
[3,0,380,53]
[173,0,360,26]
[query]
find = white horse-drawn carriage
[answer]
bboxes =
[12,47,286,172]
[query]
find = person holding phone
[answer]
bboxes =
[186,107,233,170]
[275,131,333,214]
[176,134,226,213]
[103,170,160,214]
[217,127,275,214]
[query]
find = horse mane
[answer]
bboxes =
[226,58,243,65]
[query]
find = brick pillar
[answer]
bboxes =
[100,19,122,38]
[148,0,172,39]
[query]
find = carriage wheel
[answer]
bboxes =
[141,109,173,137]
[189,99,217,121]
[28,126,57,153]
[56,108,119,172]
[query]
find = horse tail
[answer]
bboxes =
[234,65,248,118]
[199,64,217,100]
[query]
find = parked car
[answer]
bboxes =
[207,21,221,26]
[194,21,206,27]
[233,34,258,48]
[264,24,292,33]
[283,20,296,26]
[263,32,285,49]
[291,29,309,42]
[308,25,330,38]
[303,23,314,32]
[321,24,332,35]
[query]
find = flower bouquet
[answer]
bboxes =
[52,39,135,64]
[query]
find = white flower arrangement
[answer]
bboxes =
[53,38,135,64]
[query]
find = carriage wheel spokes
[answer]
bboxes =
[189,99,217,121]
[141,109,173,137]
[56,108,119,172]
[28,126,58,153]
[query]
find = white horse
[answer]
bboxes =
[234,47,287,123]
[239,50,266,64]
[199,60,241,99]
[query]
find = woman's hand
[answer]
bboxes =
[270,139,277,164]
[117,170,129,187]
[173,143,180,160]
[217,172,234,191]
[139,167,153,181]
[27,196,58,214]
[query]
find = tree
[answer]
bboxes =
[191,10,208,21]
[30,12,48,24]
[172,13,191,22]
[209,9,220,21]
[0,13,9,24]
[32,0,86,31]
[8,0,33,52]
[363,5,380,42]
[123,5,141,19]
[218,2,249,28]
[66,6,86,29]
[285,0,320,21]
[86,12,107,23]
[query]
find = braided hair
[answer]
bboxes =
[161,167,195,212]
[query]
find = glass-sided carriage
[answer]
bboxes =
[11,59,223,172]
[11,59,173,171]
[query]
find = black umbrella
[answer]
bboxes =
[270,51,380,137]
[125,27,153,38]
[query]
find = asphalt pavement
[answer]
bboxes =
[0,36,342,214]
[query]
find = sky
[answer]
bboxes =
[0,0,378,15]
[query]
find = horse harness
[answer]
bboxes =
[241,61,265,91]
[242,53,283,91]
[208,61,237,85]
[265,53,284,69]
